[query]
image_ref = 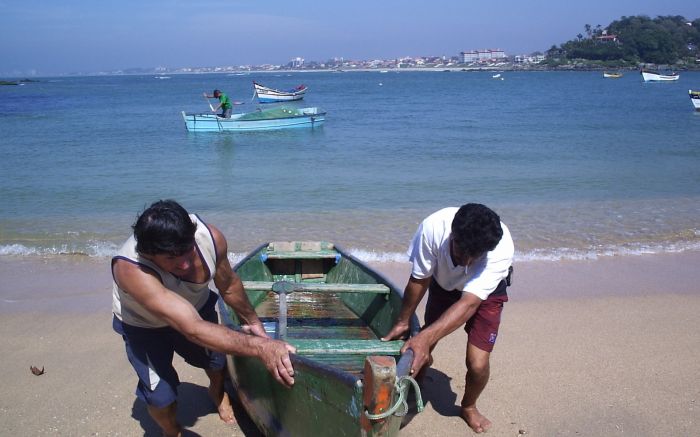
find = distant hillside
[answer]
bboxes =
[546,15,700,66]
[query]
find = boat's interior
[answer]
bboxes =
[230,241,405,374]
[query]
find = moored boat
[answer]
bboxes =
[253,81,307,103]
[182,106,325,132]
[603,72,623,79]
[690,90,700,111]
[219,241,423,436]
[641,69,679,82]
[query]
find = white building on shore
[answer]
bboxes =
[460,49,507,63]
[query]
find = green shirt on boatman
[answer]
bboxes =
[218,92,232,110]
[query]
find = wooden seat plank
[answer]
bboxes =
[243,281,390,294]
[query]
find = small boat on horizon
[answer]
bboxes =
[154,75,171,79]
[641,69,679,82]
[182,106,325,132]
[253,81,307,103]
[690,90,700,111]
[219,241,423,436]
[603,72,623,79]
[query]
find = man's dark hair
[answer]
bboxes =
[451,203,503,259]
[133,200,197,256]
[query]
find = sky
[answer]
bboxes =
[1,0,698,76]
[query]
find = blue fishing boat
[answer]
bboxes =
[182,106,325,132]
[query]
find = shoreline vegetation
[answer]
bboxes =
[0,78,39,85]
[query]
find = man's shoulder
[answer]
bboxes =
[421,207,458,234]
[424,207,458,224]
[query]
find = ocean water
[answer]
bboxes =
[1,70,699,262]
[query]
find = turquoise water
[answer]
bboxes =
[1,71,699,261]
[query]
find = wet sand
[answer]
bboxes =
[1,252,699,436]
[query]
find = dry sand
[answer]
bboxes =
[1,252,698,436]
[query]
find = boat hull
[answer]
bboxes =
[690,90,700,111]
[219,241,421,436]
[254,82,307,103]
[257,94,305,103]
[641,70,679,82]
[182,107,325,132]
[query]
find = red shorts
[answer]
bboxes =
[424,278,508,352]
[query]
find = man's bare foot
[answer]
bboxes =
[209,385,235,424]
[460,406,492,433]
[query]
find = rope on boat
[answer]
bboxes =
[364,375,424,420]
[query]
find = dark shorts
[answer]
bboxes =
[424,278,508,353]
[112,291,226,408]
[219,107,232,118]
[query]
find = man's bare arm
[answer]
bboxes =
[403,292,482,374]
[381,276,431,341]
[113,259,295,387]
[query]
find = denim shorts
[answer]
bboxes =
[113,291,226,407]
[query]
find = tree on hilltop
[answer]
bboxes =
[550,15,700,65]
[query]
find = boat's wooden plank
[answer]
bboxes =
[268,241,333,251]
[290,339,403,355]
[243,281,390,294]
[264,250,339,260]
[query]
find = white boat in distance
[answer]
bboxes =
[690,90,700,111]
[641,69,679,82]
[603,72,623,79]
[253,81,307,103]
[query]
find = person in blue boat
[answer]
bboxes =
[382,203,514,434]
[112,199,296,437]
[203,89,233,118]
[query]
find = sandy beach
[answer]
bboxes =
[1,252,699,436]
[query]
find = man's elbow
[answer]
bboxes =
[460,292,483,312]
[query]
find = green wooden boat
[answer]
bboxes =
[218,241,423,436]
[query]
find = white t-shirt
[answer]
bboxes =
[407,207,514,300]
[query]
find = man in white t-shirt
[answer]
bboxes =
[382,203,514,434]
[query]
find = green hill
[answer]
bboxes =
[546,15,699,67]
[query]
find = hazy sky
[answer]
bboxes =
[1,0,698,76]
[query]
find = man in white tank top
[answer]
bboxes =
[382,203,514,434]
[112,200,296,437]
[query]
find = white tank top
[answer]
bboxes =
[111,214,218,328]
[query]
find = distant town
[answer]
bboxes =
[93,49,549,76]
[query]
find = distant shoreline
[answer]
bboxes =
[6,64,700,79]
